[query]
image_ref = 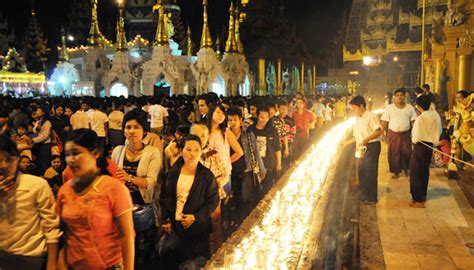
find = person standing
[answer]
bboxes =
[108,101,125,149]
[160,135,219,268]
[333,96,347,123]
[227,107,266,224]
[292,98,315,159]
[87,100,109,154]
[0,135,61,270]
[381,88,417,179]
[345,96,383,203]
[111,109,162,269]
[148,96,169,135]
[409,95,442,208]
[31,105,53,175]
[248,106,282,196]
[58,129,135,270]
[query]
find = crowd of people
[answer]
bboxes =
[0,92,354,270]
[2,85,469,269]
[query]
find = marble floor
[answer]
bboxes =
[376,145,474,270]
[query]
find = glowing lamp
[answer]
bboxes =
[363,56,377,66]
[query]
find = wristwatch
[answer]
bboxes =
[127,175,135,183]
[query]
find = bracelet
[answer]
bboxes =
[128,175,135,183]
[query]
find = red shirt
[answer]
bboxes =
[292,110,315,138]
[57,176,133,270]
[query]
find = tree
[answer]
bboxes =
[24,8,50,72]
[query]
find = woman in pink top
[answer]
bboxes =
[205,104,243,195]
[57,129,134,270]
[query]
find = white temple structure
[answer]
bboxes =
[57,0,253,97]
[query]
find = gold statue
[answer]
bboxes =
[164,13,175,39]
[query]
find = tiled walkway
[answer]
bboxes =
[376,145,474,270]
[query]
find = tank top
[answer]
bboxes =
[208,130,232,176]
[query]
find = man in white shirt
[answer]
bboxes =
[70,102,89,130]
[409,95,442,208]
[381,88,417,179]
[345,96,383,203]
[148,96,169,134]
[0,136,60,269]
[87,100,108,153]
[108,101,125,148]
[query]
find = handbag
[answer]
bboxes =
[157,230,179,257]
[133,204,154,233]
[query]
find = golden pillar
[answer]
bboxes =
[301,62,305,93]
[443,26,466,109]
[259,58,266,96]
[313,64,317,95]
[432,45,444,96]
[457,47,472,91]
[277,59,282,95]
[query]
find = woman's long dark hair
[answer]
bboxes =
[65,129,110,176]
[206,103,227,139]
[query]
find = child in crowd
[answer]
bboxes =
[43,155,63,195]
[11,124,33,159]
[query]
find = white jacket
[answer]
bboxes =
[111,145,162,204]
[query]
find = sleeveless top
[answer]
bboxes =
[208,130,232,176]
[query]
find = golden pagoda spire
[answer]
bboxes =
[216,35,221,59]
[116,0,127,51]
[59,26,69,61]
[225,1,238,53]
[88,0,105,48]
[200,0,213,48]
[235,4,244,54]
[187,26,193,56]
[154,0,169,46]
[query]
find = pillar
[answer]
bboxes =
[277,59,282,95]
[258,58,266,96]
[444,26,466,109]
[433,54,443,96]
[457,47,472,91]
[313,64,317,95]
[300,62,305,93]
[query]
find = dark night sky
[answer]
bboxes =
[0,0,349,61]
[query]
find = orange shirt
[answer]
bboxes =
[57,176,133,270]
[292,110,315,138]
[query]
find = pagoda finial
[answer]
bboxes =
[154,0,169,46]
[200,0,213,48]
[216,35,221,59]
[225,1,238,53]
[187,26,193,56]
[116,0,127,51]
[59,26,69,61]
[88,0,105,48]
[235,4,244,54]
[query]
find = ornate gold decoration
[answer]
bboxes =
[187,26,193,56]
[386,39,422,52]
[200,0,213,49]
[458,29,472,48]
[116,0,127,51]
[127,35,150,48]
[367,13,393,27]
[225,2,238,53]
[343,46,363,62]
[88,0,107,48]
[370,0,391,12]
[59,27,69,61]
[235,5,244,54]
[153,0,169,47]
[398,11,410,25]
